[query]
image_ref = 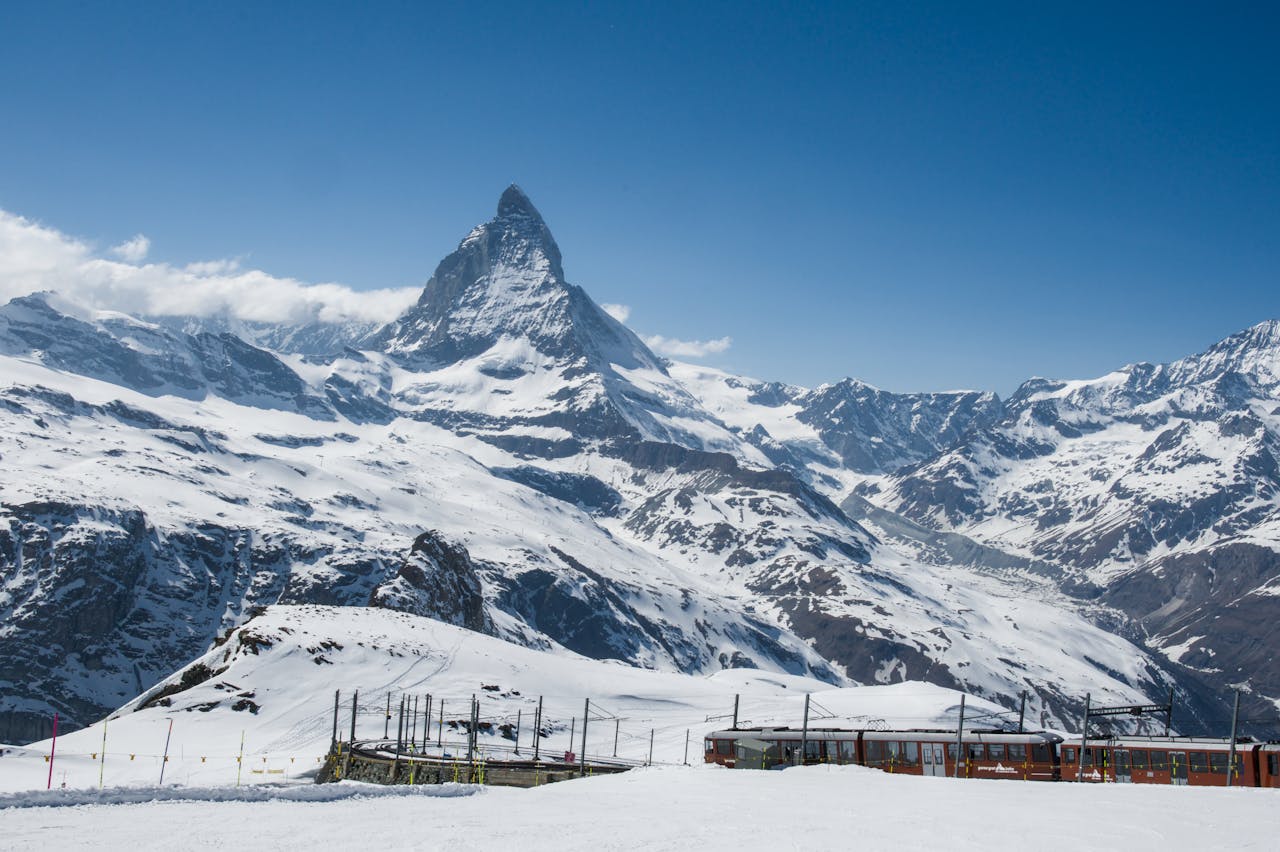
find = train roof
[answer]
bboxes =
[1083,735,1260,751]
[705,727,1061,744]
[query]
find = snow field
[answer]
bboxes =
[2,764,1277,851]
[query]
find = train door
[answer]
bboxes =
[922,743,946,777]
[1169,751,1188,786]
[1113,749,1131,783]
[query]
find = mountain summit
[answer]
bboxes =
[371,186,749,451]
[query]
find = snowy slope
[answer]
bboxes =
[869,323,1280,717]
[0,605,1013,793]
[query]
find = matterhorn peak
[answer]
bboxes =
[497,183,542,221]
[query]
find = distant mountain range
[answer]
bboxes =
[1,186,1271,743]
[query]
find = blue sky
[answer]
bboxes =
[1,2,1277,394]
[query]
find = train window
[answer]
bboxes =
[947,743,959,761]
[887,741,901,763]
[988,743,1005,760]
[1188,752,1208,773]
[1130,750,1148,770]
[840,741,856,763]
[1008,744,1026,761]
[866,741,885,764]
[705,740,715,753]
[967,743,984,760]
[803,740,822,760]
[716,740,733,755]
[1081,748,1093,767]
[1269,754,1278,776]
[1063,746,1076,763]
[1114,751,1129,770]
[1150,750,1168,770]
[1097,748,1109,766]
[1032,744,1051,763]
[903,742,919,765]
[1208,753,1227,774]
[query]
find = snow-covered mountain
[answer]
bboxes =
[0,187,1223,744]
[858,323,1280,720]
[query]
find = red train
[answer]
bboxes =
[1062,735,1280,787]
[705,727,1280,788]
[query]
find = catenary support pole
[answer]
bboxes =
[467,695,476,762]
[424,695,432,751]
[349,690,359,743]
[438,699,445,748]
[533,696,543,761]
[733,694,740,729]
[1077,693,1091,783]
[1227,689,1241,787]
[384,692,391,739]
[648,729,654,766]
[683,729,690,766]
[516,709,523,755]
[332,690,340,750]
[237,730,245,787]
[799,694,811,765]
[411,695,418,749]
[954,695,966,779]
[1018,691,1027,734]
[1166,687,1174,736]
[569,717,575,758]
[158,718,174,786]
[46,713,59,790]
[580,699,589,777]
[99,719,108,789]
[613,719,620,757]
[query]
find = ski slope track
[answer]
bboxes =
[0,186,1258,751]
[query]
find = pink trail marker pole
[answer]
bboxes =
[46,713,59,790]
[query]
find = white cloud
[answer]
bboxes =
[643,334,732,359]
[0,210,419,325]
[110,234,150,262]
[601,303,631,323]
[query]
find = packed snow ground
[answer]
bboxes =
[2,765,1277,851]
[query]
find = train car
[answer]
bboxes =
[704,728,1061,781]
[1060,736,1262,786]
[862,730,1060,781]
[1260,743,1280,788]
